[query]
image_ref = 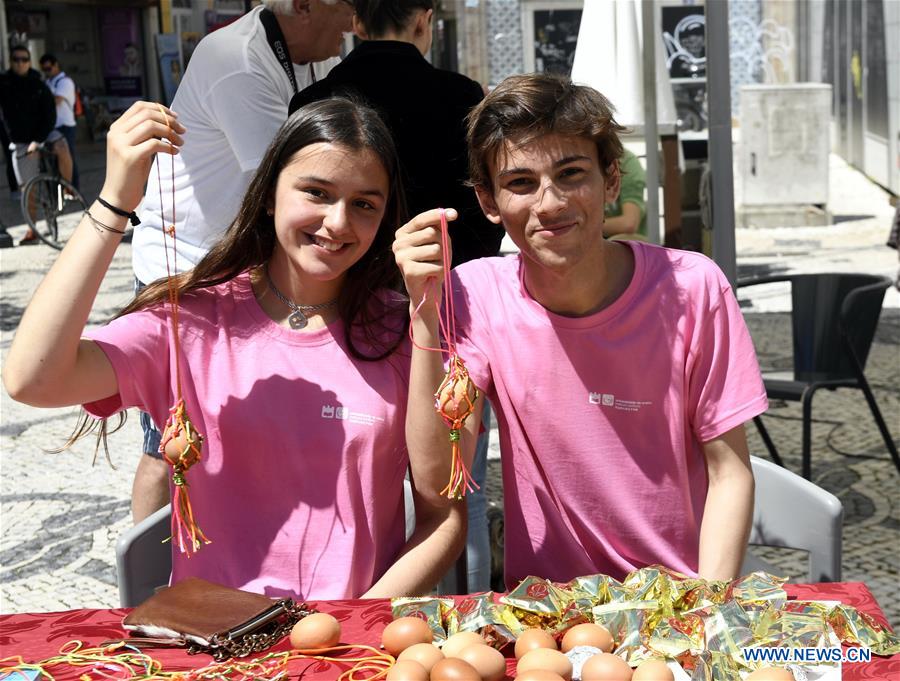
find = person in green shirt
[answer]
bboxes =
[604,148,646,237]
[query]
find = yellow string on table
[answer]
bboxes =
[1,641,396,681]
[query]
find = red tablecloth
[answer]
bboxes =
[1,583,897,680]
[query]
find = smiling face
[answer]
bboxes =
[476,133,620,276]
[268,142,389,299]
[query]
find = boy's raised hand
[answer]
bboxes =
[100,101,185,215]
[393,208,457,308]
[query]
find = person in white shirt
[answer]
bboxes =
[131,0,353,523]
[39,54,78,189]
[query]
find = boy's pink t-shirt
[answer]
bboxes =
[84,272,410,600]
[451,241,767,585]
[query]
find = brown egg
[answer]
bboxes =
[437,371,478,421]
[162,423,202,467]
[442,631,487,658]
[632,659,674,681]
[516,648,572,680]
[382,617,435,656]
[289,612,341,650]
[398,643,445,673]
[744,668,795,681]
[458,643,506,681]
[430,657,481,681]
[514,628,558,659]
[515,672,566,681]
[581,652,633,681]
[387,659,430,681]
[560,623,614,653]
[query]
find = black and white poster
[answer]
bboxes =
[532,9,582,75]
[662,5,707,132]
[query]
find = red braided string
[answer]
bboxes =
[156,133,209,554]
[407,209,480,499]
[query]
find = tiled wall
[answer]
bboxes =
[486,0,525,86]
[729,0,765,117]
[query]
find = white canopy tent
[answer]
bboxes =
[570,0,676,129]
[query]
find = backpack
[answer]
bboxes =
[73,86,84,117]
[49,72,85,118]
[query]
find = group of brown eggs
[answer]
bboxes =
[380,617,667,680]
[289,612,795,681]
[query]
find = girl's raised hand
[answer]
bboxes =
[100,101,185,214]
[393,208,457,307]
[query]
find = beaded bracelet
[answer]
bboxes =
[84,209,127,236]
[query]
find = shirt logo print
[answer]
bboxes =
[320,404,385,426]
[588,392,651,413]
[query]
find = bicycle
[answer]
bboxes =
[17,142,87,250]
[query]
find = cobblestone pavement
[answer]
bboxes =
[1,148,898,627]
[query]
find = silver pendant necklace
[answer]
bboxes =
[265,266,338,330]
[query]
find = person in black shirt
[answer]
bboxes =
[0,45,57,244]
[291,1,502,593]
[290,0,504,267]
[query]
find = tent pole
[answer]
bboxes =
[706,0,737,285]
[641,0,660,245]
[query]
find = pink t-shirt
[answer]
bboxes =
[85,272,410,600]
[451,241,767,585]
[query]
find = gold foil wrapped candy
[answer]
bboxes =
[445,592,523,648]
[391,596,454,644]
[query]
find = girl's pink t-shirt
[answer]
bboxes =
[85,272,410,600]
[451,241,768,585]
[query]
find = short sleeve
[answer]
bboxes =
[207,70,289,172]
[618,151,646,214]
[686,276,768,442]
[59,77,76,106]
[82,308,171,420]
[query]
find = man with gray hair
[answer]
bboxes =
[129,0,353,523]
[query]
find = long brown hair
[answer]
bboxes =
[56,99,408,458]
[125,97,408,360]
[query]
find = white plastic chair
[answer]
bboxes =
[742,456,843,582]
[115,504,172,607]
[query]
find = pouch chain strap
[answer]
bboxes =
[194,600,316,661]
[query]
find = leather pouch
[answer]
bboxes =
[120,577,314,660]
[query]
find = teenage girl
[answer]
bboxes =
[3,98,464,600]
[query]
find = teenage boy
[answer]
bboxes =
[394,73,766,585]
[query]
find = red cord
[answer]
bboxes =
[407,209,480,499]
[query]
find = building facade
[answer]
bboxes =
[3,0,895,193]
